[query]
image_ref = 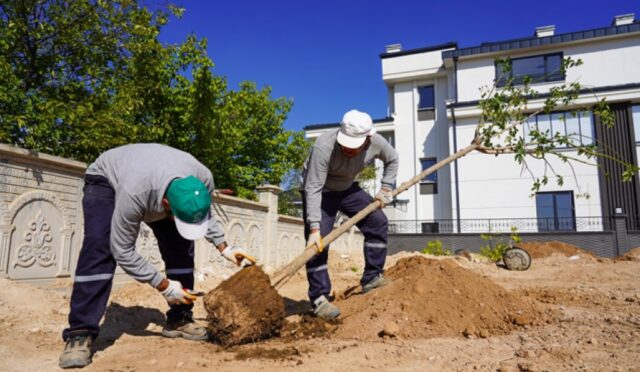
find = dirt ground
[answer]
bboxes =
[1,243,639,372]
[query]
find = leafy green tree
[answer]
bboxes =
[0,0,308,199]
[278,169,303,217]
[478,57,638,194]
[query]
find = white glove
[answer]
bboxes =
[221,245,257,266]
[375,188,393,206]
[308,230,323,253]
[160,279,197,305]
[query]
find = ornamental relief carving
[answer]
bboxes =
[277,234,291,266]
[13,210,56,268]
[246,224,262,259]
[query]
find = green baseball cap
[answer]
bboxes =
[166,176,212,240]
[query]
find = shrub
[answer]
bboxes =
[422,240,451,256]
[479,227,521,262]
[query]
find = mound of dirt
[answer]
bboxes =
[518,241,593,259]
[617,247,640,262]
[333,256,552,340]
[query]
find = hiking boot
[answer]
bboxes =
[59,335,92,369]
[362,274,391,294]
[312,295,341,319]
[162,312,209,341]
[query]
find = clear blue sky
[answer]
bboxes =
[156,0,638,132]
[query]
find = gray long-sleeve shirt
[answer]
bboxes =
[86,143,226,288]
[302,129,399,229]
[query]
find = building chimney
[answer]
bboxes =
[385,44,402,53]
[613,13,635,26]
[535,25,555,37]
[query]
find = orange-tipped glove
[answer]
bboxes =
[221,246,257,266]
[160,279,197,305]
[308,230,323,253]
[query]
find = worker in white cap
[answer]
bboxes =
[301,109,399,318]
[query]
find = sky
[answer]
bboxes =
[155,0,639,132]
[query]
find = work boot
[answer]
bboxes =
[162,311,209,341]
[59,335,92,369]
[362,274,391,294]
[312,295,341,319]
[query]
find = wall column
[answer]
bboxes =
[256,185,281,266]
[613,213,629,257]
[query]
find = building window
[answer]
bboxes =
[496,53,564,86]
[524,111,594,147]
[536,191,576,231]
[421,222,439,233]
[417,85,435,121]
[419,157,438,194]
[632,105,640,143]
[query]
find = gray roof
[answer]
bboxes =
[442,21,640,60]
[379,42,457,59]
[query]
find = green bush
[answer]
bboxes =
[478,227,521,262]
[422,240,451,256]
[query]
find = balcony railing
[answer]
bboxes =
[388,216,611,234]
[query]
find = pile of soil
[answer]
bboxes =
[617,247,640,262]
[204,265,285,346]
[333,256,552,340]
[518,241,593,259]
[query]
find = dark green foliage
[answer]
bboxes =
[0,0,309,198]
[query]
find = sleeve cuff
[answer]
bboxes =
[205,234,225,247]
[309,222,321,230]
[150,272,165,289]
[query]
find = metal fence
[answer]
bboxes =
[627,215,640,232]
[388,216,611,234]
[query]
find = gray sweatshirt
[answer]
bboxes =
[302,129,399,229]
[86,143,226,288]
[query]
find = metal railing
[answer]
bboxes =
[625,215,640,232]
[388,216,611,234]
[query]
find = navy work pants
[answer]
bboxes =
[63,175,195,341]
[302,183,388,302]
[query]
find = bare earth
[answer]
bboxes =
[1,243,639,372]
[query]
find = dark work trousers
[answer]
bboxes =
[63,175,195,341]
[302,183,388,302]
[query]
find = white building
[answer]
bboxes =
[305,15,640,233]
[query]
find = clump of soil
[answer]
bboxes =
[617,247,640,262]
[204,265,285,346]
[518,241,594,259]
[334,256,552,340]
[280,315,340,341]
[233,346,305,361]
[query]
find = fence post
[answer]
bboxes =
[612,213,629,257]
[256,185,281,266]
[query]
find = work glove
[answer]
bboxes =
[160,279,197,305]
[308,230,323,253]
[375,188,393,207]
[221,245,257,267]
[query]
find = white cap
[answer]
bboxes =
[336,109,376,149]
[174,211,210,240]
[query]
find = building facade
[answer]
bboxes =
[305,15,640,234]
